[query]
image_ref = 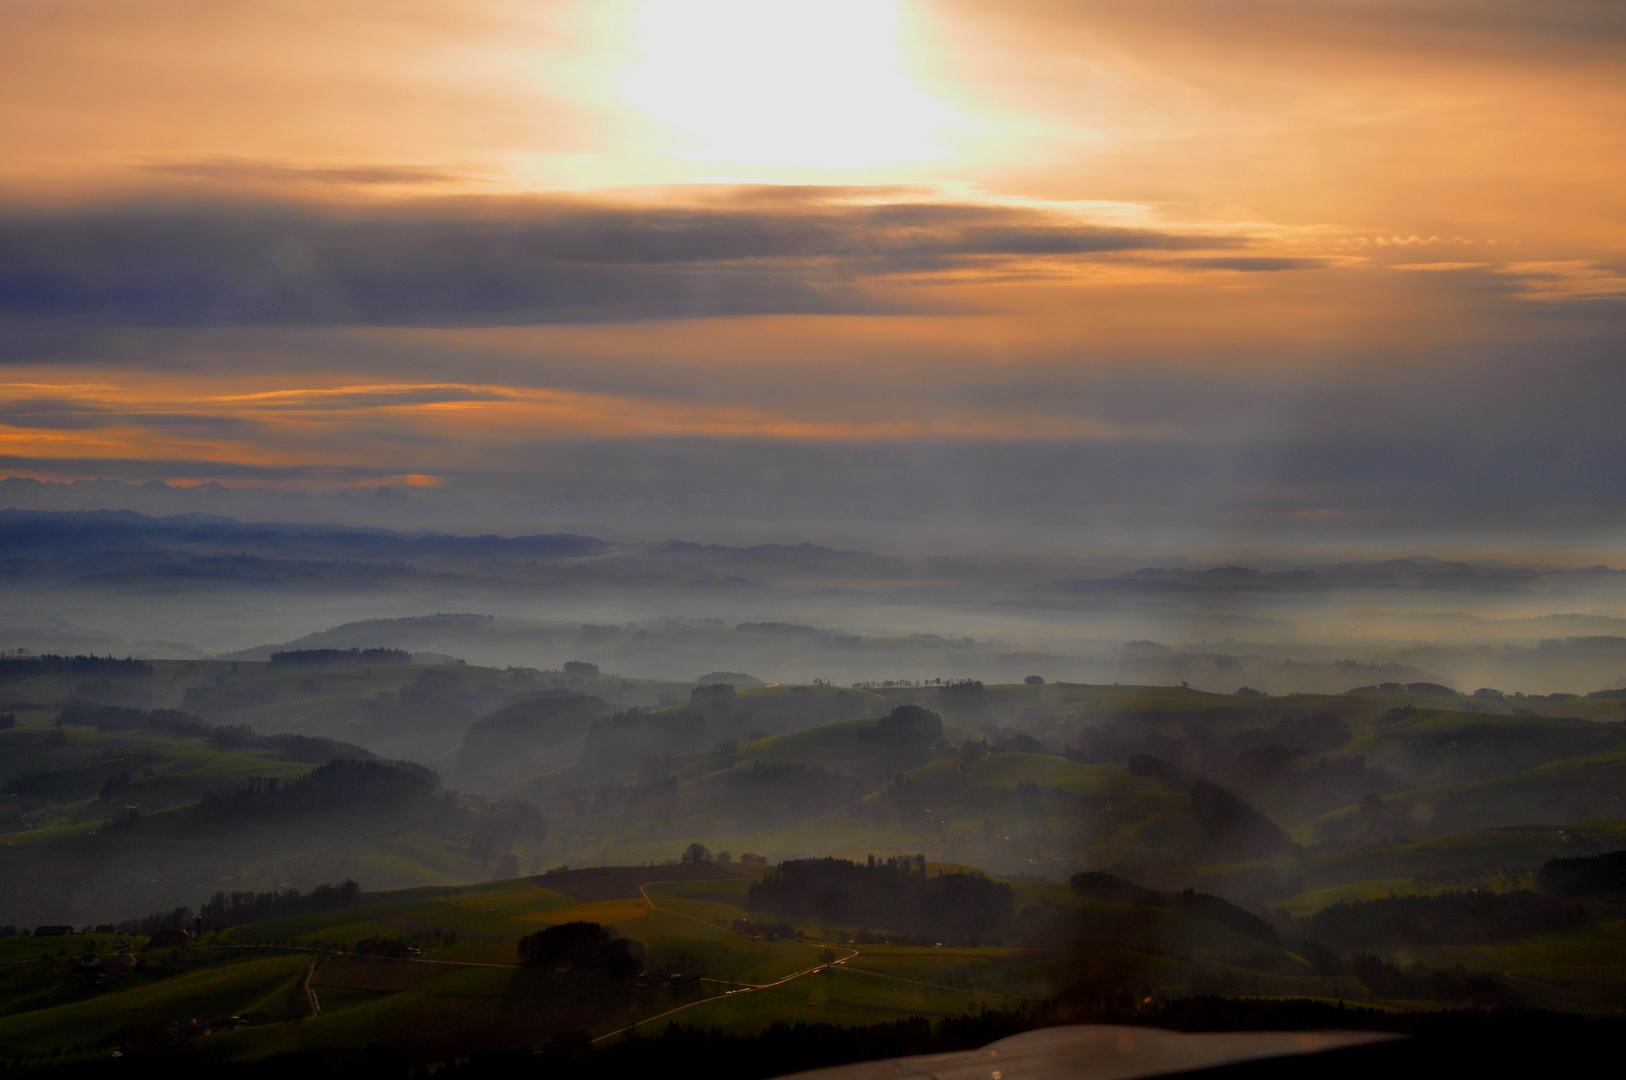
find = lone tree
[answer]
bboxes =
[681,843,711,863]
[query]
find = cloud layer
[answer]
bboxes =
[0,189,1262,327]
[0,1,1622,553]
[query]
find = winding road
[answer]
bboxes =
[591,878,1035,1042]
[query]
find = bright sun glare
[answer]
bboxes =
[624,0,957,169]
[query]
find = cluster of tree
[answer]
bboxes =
[1538,849,1626,897]
[194,760,435,823]
[198,880,361,930]
[747,856,1014,944]
[860,705,944,746]
[0,712,15,729]
[115,905,194,937]
[1069,872,1280,945]
[515,921,642,976]
[1347,953,1521,1007]
[270,648,410,665]
[1302,889,1587,947]
[680,842,751,863]
[0,654,151,682]
[994,734,1049,755]
[1345,682,1460,697]
[691,683,736,701]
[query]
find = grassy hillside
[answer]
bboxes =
[10,841,1624,1074]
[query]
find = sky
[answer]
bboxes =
[1,0,1624,553]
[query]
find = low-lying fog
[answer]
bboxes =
[5,509,1626,696]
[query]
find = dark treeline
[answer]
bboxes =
[1347,953,1521,1007]
[443,1012,1039,1080]
[62,703,375,763]
[34,1001,1626,1080]
[1539,849,1626,897]
[110,880,362,936]
[747,856,1013,944]
[719,761,861,814]
[1069,872,1280,945]
[270,648,411,665]
[1303,889,1587,946]
[0,654,151,682]
[1400,721,1626,762]
[115,906,194,937]
[209,729,377,764]
[194,760,434,822]
[200,881,361,929]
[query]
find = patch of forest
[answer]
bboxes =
[746,855,1013,944]
[0,654,151,682]
[1539,848,1626,897]
[1300,889,1587,947]
[116,880,364,935]
[192,759,437,822]
[716,760,862,816]
[1069,871,1281,945]
[61,703,375,763]
[516,921,642,975]
[270,648,411,665]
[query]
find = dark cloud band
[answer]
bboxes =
[0,189,1251,327]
